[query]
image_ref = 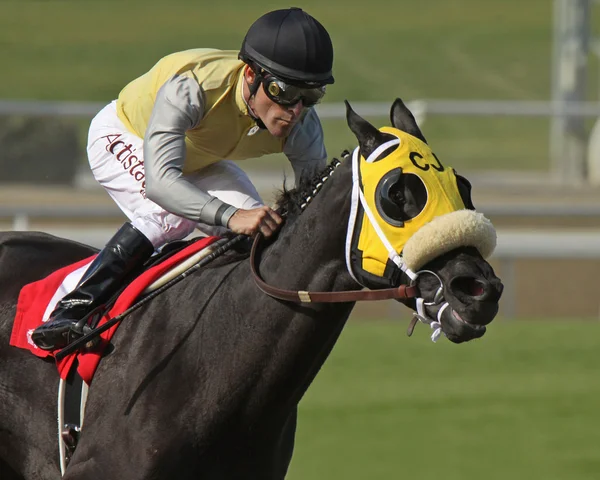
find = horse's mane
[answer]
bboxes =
[275,150,349,222]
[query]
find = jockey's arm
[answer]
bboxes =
[283,108,328,188]
[144,73,238,228]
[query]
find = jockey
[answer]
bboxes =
[31,7,335,351]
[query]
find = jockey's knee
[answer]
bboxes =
[132,216,197,248]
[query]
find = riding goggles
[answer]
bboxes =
[262,76,326,107]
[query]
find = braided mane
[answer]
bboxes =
[275,150,350,220]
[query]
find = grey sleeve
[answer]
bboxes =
[283,108,327,187]
[144,73,238,227]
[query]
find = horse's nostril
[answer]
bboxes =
[451,277,486,298]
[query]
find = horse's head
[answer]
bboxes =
[344,98,503,343]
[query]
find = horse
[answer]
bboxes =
[0,98,503,480]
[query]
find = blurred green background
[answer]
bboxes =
[0,0,556,101]
[1,0,588,173]
[2,1,600,479]
[288,319,600,480]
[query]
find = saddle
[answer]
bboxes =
[80,233,251,334]
[10,234,239,474]
[10,235,231,380]
[146,238,197,268]
[57,238,206,350]
[65,235,235,355]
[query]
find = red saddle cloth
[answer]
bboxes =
[10,235,220,385]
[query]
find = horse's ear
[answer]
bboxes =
[345,100,393,159]
[453,169,476,210]
[390,98,427,144]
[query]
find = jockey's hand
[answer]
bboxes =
[227,206,283,238]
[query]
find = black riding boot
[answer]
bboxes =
[31,222,155,351]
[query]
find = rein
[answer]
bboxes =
[250,233,418,303]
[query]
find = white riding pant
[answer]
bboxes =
[87,101,263,247]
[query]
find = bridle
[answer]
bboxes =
[247,154,456,343]
[250,234,418,303]
[250,233,448,341]
[248,156,419,304]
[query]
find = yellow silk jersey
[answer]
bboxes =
[117,49,288,173]
[112,49,326,227]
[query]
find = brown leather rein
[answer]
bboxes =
[249,233,418,303]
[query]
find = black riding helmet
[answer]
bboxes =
[239,7,334,87]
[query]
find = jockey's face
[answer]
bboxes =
[244,67,305,138]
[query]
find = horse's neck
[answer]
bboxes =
[261,168,356,298]
[143,167,358,433]
[239,167,357,415]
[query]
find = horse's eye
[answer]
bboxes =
[375,171,426,226]
[388,183,405,204]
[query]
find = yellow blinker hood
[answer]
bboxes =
[345,127,466,288]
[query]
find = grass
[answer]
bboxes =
[0,0,597,173]
[0,0,556,101]
[287,318,600,480]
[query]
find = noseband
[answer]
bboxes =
[406,270,447,341]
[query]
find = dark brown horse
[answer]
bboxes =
[0,99,502,479]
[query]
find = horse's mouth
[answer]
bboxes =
[439,306,486,344]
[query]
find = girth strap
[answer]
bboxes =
[250,233,418,303]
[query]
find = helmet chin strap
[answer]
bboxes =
[242,66,267,130]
